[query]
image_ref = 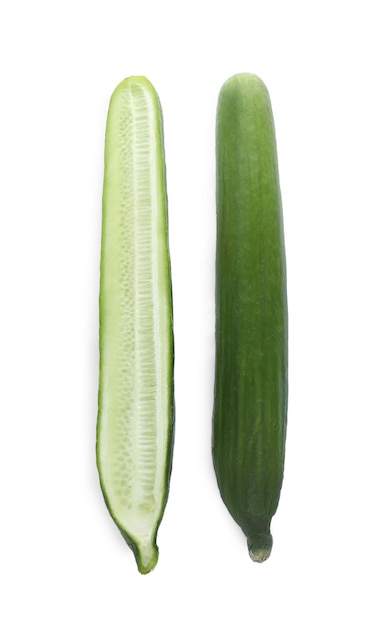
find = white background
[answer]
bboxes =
[1,1,385,624]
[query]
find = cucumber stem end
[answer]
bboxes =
[136,540,159,575]
[247,533,273,563]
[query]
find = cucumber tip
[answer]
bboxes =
[247,533,273,563]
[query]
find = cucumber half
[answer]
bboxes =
[97,76,174,574]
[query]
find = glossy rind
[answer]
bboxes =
[212,73,288,561]
[97,76,174,574]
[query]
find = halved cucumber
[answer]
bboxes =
[96,76,174,574]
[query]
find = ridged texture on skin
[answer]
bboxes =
[212,73,288,563]
[97,77,174,574]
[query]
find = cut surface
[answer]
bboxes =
[97,77,173,574]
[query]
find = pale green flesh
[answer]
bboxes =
[97,77,173,574]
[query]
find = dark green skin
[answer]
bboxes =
[212,73,288,562]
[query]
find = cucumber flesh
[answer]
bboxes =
[97,77,174,575]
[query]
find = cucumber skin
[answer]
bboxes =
[212,73,288,562]
[96,77,174,575]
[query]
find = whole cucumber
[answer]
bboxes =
[212,73,288,563]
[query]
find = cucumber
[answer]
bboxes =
[212,73,288,563]
[96,76,174,574]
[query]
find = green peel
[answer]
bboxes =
[213,73,288,564]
